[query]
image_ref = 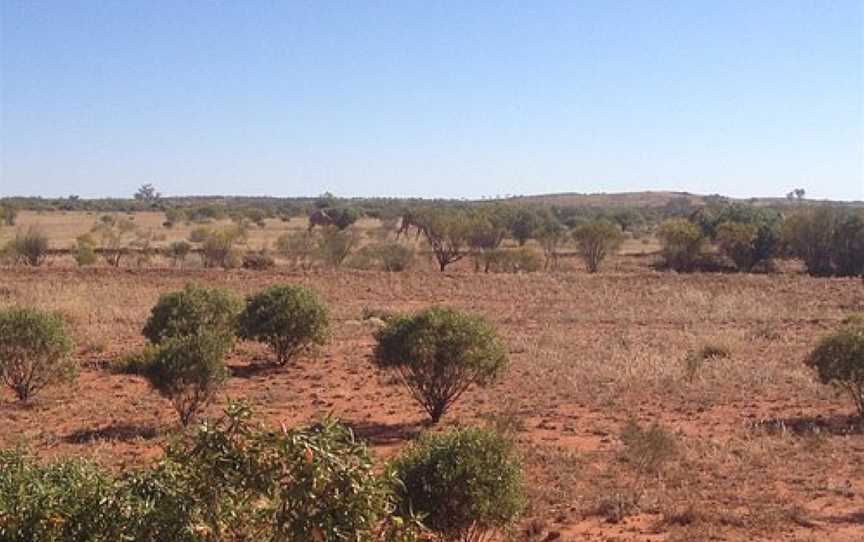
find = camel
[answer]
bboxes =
[307,209,334,232]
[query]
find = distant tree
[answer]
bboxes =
[420,209,471,272]
[535,219,567,270]
[508,207,541,246]
[134,183,161,201]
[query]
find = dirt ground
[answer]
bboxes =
[0,255,863,541]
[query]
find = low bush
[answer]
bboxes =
[73,235,97,267]
[8,227,50,267]
[275,230,317,270]
[806,326,864,417]
[373,307,508,423]
[0,306,75,401]
[241,249,276,270]
[238,284,329,365]
[140,332,230,425]
[317,226,359,268]
[348,242,415,271]
[656,219,705,272]
[142,283,242,344]
[0,404,424,542]
[389,427,525,542]
[200,227,245,268]
[480,247,543,274]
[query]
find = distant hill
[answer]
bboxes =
[501,190,863,208]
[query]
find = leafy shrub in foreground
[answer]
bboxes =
[0,307,75,401]
[142,283,241,344]
[806,326,864,417]
[140,332,230,425]
[373,307,508,423]
[238,284,329,365]
[389,427,525,542]
[0,405,423,541]
[656,219,705,272]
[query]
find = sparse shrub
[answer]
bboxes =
[317,226,359,268]
[0,205,17,226]
[508,207,541,246]
[480,247,543,274]
[389,427,525,542]
[201,226,245,268]
[0,306,75,401]
[237,284,329,365]
[142,283,242,344]
[73,234,97,267]
[535,219,568,270]
[140,332,230,425]
[373,307,508,423]
[166,240,191,267]
[91,216,138,267]
[806,326,864,417]
[572,221,623,273]
[376,242,415,271]
[242,248,276,270]
[9,227,50,267]
[656,219,705,272]
[188,226,211,243]
[276,230,317,270]
[682,342,731,382]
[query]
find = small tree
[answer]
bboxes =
[142,284,242,344]
[238,285,329,366]
[134,183,161,201]
[535,220,567,270]
[389,427,525,542]
[9,228,50,267]
[140,332,230,425]
[806,326,864,417]
[0,307,75,401]
[507,207,540,246]
[572,221,623,273]
[656,219,705,272]
[373,308,508,423]
[91,216,138,267]
[421,210,470,272]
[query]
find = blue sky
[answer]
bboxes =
[1,1,862,200]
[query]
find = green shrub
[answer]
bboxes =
[140,332,230,425]
[201,227,244,268]
[0,449,131,542]
[9,227,50,267]
[0,307,75,401]
[142,283,242,344]
[330,206,361,230]
[656,219,705,272]
[783,208,864,277]
[238,285,329,365]
[188,226,211,243]
[373,307,508,423]
[73,235,98,267]
[389,427,525,542]
[166,240,192,267]
[572,221,623,273]
[806,326,864,417]
[478,247,543,274]
[704,206,782,272]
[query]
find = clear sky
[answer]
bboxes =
[1,1,862,200]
